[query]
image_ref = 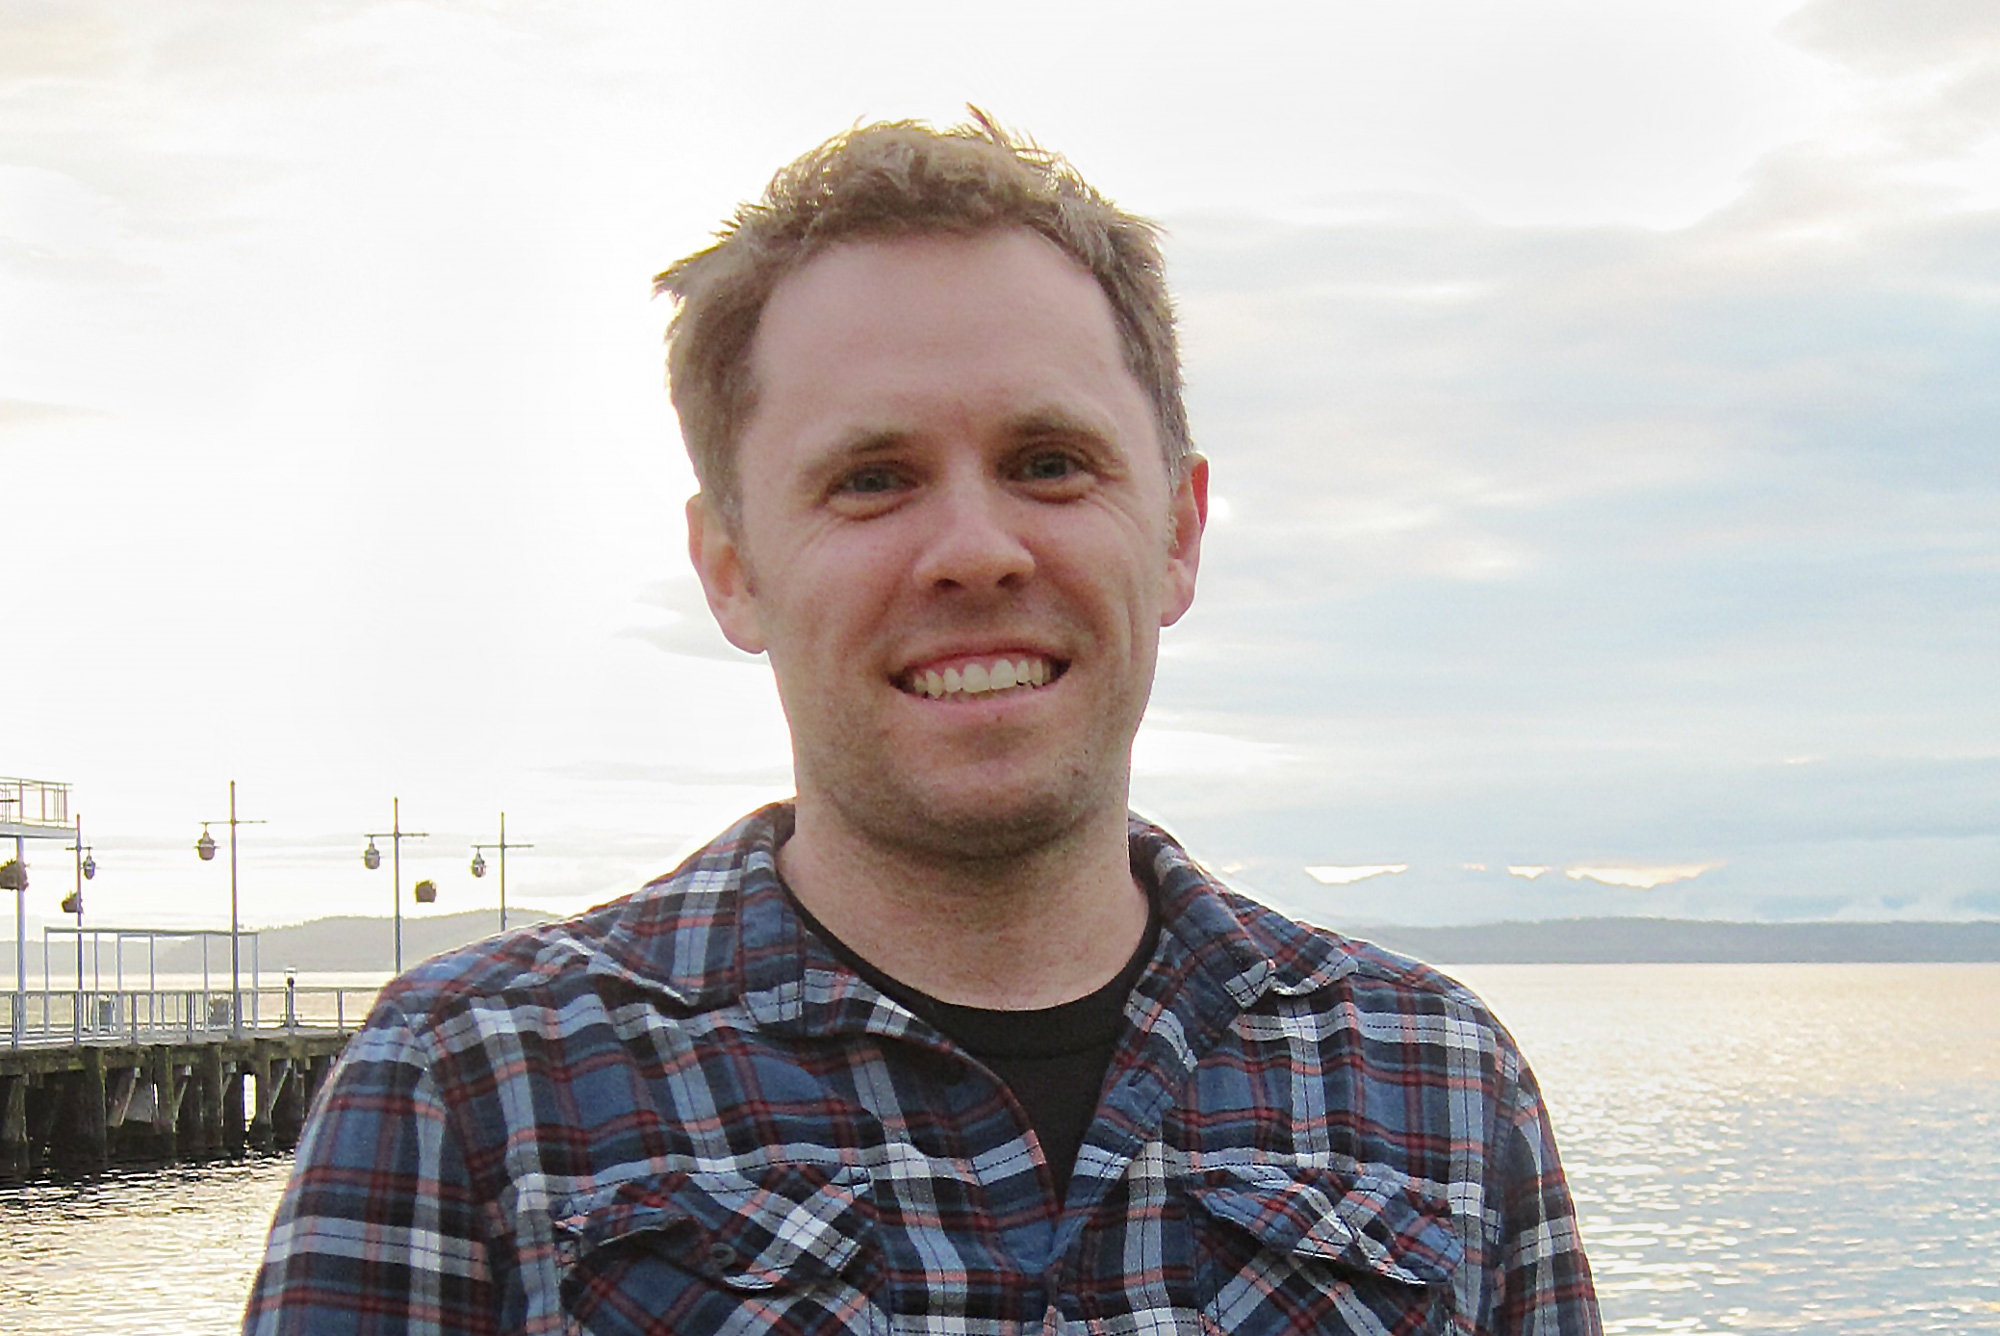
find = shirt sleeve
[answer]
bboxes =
[1484,1058,1602,1336]
[243,1005,498,1336]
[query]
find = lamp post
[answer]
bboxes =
[363,798,429,975]
[61,816,94,1037]
[470,812,532,932]
[1,843,25,1048]
[196,781,265,1035]
[3,777,76,1048]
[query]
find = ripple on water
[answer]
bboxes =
[0,1156,294,1336]
[1451,963,2000,1336]
[1,964,1996,1334]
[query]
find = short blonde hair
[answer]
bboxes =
[653,110,1189,522]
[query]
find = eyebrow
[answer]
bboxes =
[820,406,1113,457]
[789,427,915,499]
[830,427,916,457]
[1002,406,1117,445]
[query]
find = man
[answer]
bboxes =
[245,114,1599,1336]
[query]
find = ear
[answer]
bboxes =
[686,493,769,654]
[1160,454,1207,628]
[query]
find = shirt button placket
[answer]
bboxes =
[1039,1270,1066,1335]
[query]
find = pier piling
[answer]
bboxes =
[1,1076,25,1174]
[0,1033,349,1175]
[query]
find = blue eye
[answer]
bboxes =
[838,466,904,494]
[1019,450,1081,481]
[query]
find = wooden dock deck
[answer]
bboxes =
[1,1028,353,1175]
[1,978,374,1175]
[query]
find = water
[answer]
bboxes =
[0,1157,291,1335]
[1451,964,2000,1334]
[2,963,1995,1334]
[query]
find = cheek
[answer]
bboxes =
[766,544,901,651]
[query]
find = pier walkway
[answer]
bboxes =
[4,775,384,1174]
[1,984,373,1175]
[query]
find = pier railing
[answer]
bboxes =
[4,983,377,1049]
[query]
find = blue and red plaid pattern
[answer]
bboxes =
[244,804,1599,1335]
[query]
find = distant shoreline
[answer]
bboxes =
[8,911,2000,970]
[1346,917,2000,964]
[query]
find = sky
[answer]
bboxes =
[3,0,1997,942]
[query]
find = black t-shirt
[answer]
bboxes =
[786,888,1160,1197]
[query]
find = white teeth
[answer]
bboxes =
[905,656,1056,700]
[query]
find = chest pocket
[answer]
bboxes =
[553,1164,885,1336]
[1190,1162,1464,1336]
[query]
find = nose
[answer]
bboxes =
[912,473,1035,592]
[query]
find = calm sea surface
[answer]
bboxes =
[2,962,1996,1334]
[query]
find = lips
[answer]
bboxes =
[898,653,1065,701]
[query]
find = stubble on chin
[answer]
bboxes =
[809,749,1125,873]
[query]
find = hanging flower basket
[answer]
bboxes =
[0,860,25,892]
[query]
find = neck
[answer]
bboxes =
[778,795,1148,1010]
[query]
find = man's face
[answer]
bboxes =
[689,228,1206,862]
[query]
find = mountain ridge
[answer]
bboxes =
[1344,916,2000,963]
[12,912,2000,973]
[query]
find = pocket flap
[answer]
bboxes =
[1191,1161,1464,1288]
[554,1164,873,1292]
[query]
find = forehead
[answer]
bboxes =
[742,228,1151,451]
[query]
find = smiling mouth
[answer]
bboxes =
[898,654,1066,701]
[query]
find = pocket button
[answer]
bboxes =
[707,1241,741,1271]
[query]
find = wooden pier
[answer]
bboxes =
[5,778,368,1174]
[0,1030,352,1175]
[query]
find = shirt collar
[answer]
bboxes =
[600,802,1340,1048]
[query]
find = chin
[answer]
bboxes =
[835,776,1114,866]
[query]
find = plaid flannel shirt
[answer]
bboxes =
[245,804,1599,1335]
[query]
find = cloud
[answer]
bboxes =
[0,163,123,259]
[1142,89,2000,923]
[619,579,761,664]
[0,396,108,432]
[1566,863,1720,890]
[1304,864,1409,886]
[0,4,137,82]
[1785,0,2000,77]
[539,758,791,787]
[6,1,1996,930]
[1777,0,2000,207]
[1132,724,1294,779]
[617,613,760,664]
